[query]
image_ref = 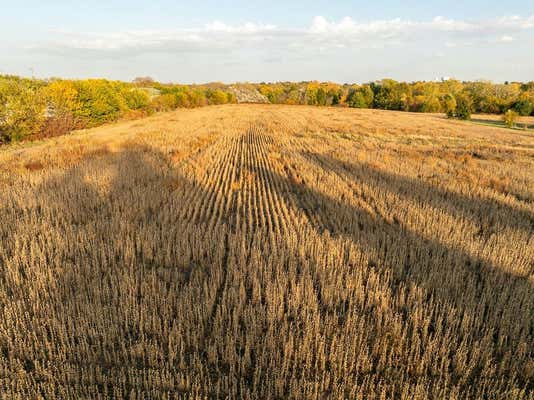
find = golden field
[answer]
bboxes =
[0,104,533,399]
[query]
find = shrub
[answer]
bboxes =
[122,88,151,110]
[42,80,81,135]
[174,91,192,108]
[513,99,533,116]
[208,89,229,105]
[0,78,46,142]
[330,92,340,106]
[226,92,237,104]
[38,114,78,139]
[503,110,518,128]
[150,94,177,112]
[455,94,473,120]
[44,80,80,115]
[421,97,442,113]
[316,88,327,106]
[442,94,457,118]
[347,86,374,109]
[74,80,127,126]
[189,90,207,107]
[348,92,368,108]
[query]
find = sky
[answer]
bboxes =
[1,0,533,83]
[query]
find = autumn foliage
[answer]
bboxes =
[0,76,237,144]
[1,75,534,144]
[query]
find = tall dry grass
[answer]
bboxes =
[0,105,533,399]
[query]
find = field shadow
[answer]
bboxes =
[1,145,236,396]
[254,156,534,388]
[302,151,534,236]
[2,141,533,397]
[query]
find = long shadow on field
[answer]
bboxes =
[252,157,534,387]
[301,150,534,237]
[279,149,533,304]
[2,142,533,397]
[255,158,534,295]
[4,143,345,398]
[1,145,235,397]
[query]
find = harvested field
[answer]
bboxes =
[1,104,533,399]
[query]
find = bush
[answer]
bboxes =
[42,80,80,135]
[330,92,340,106]
[123,88,150,110]
[38,114,78,139]
[44,80,80,115]
[347,86,374,109]
[0,78,46,142]
[503,110,518,128]
[174,91,192,108]
[442,94,457,118]
[226,92,237,104]
[348,92,367,108]
[455,94,473,120]
[513,99,533,116]
[421,97,442,113]
[189,90,207,107]
[316,88,327,106]
[150,94,177,112]
[208,89,229,105]
[351,92,366,108]
[74,80,127,126]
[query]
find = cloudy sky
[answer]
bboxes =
[1,0,533,83]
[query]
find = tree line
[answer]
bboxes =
[257,79,534,120]
[2,75,533,144]
[0,75,236,144]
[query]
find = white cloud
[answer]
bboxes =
[430,16,474,32]
[309,16,416,37]
[205,21,277,34]
[32,14,534,56]
[498,35,515,42]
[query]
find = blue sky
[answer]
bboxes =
[1,0,533,83]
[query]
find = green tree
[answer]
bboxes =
[316,87,327,106]
[372,80,410,111]
[348,92,367,108]
[347,85,374,109]
[513,99,533,116]
[455,94,473,120]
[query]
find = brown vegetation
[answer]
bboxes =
[0,105,533,399]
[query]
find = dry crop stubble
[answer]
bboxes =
[0,104,533,399]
